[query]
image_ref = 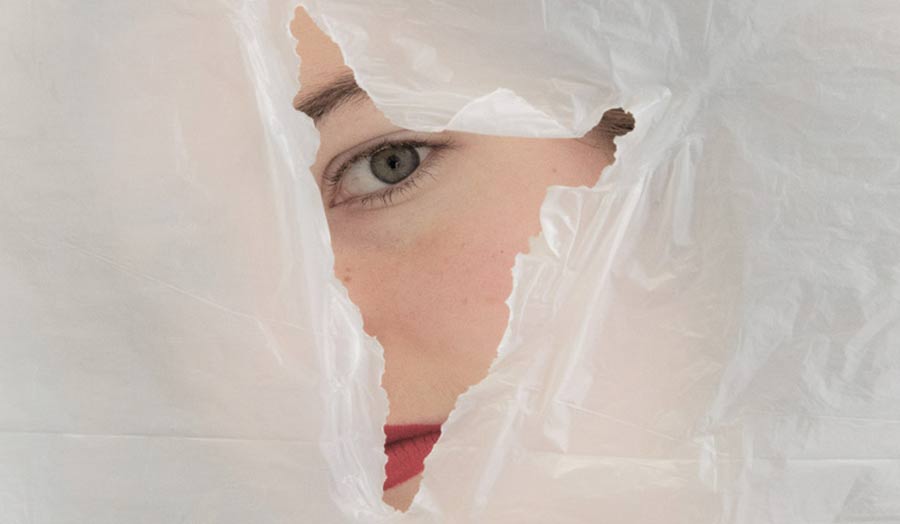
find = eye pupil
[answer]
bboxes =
[370,145,420,184]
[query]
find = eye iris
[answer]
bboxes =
[370,145,420,184]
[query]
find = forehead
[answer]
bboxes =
[291,7,352,98]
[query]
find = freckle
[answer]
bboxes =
[343,275,352,283]
[463,297,469,305]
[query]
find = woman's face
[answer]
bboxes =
[291,8,613,510]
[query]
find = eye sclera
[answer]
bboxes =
[321,131,455,210]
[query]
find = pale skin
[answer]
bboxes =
[291,7,615,511]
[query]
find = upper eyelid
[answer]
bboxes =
[323,131,453,177]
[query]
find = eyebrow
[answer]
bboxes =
[293,71,368,122]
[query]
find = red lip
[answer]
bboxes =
[383,424,442,490]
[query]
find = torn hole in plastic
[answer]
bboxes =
[290,4,636,514]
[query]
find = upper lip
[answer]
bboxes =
[383,424,442,446]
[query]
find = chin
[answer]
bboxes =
[383,473,423,512]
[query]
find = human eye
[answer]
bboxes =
[322,133,454,209]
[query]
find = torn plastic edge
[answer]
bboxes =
[277,3,395,520]
[298,0,616,140]
[411,98,662,514]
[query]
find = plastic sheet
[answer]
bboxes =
[2,0,899,522]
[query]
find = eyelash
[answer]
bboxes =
[322,136,455,209]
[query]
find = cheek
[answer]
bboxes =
[333,213,523,358]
